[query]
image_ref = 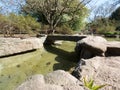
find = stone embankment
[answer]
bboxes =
[73,36,120,90]
[72,56,120,90]
[2,35,120,90]
[0,36,46,57]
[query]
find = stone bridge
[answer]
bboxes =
[43,35,87,44]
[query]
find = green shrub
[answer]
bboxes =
[0,13,41,37]
[56,25,73,34]
[97,25,115,35]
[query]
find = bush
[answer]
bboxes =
[40,25,49,34]
[0,13,41,37]
[88,18,116,35]
[56,25,73,34]
[97,25,116,35]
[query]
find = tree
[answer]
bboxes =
[0,13,41,37]
[8,14,41,35]
[86,17,116,35]
[21,0,91,34]
[86,1,117,35]
[109,6,120,35]
[110,6,120,21]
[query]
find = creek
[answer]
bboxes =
[0,41,78,90]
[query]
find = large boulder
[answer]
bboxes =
[16,74,63,90]
[44,70,84,90]
[75,36,107,59]
[72,56,120,90]
[106,41,120,56]
[16,70,85,90]
[0,37,46,57]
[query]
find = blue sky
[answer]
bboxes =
[86,0,119,20]
[87,0,111,8]
[0,0,119,15]
[0,0,25,14]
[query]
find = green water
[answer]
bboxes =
[0,41,78,90]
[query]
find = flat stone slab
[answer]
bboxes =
[75,36,107,59]
[0,37,46,57]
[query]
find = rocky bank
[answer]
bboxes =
[73,56,120,90]
[73,36,120,90]
[1,35,120,90]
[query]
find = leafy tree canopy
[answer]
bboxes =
[21,0,89,33]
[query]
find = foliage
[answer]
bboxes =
[40,24,73,34]
[110,6,120,21]
[0,13,41,37]
[109,6,120,36]
[21,0,89,34]
[56,25,73,34]
[83,77,106,90]
[69,7,88,31]
[0,14,15,37]
[87,18,116,34]
[87,5,120,35]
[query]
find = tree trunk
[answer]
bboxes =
[49,24,56,35]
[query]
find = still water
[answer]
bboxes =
[0,41,78,90]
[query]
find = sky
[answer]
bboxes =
[0,0,119,16]
[0,0,25,14]
[88,0,109,8]
[86,0,120,20]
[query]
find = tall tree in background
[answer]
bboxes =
[21,0,90,34]
[110,6,120,21]
[110,6,120,33]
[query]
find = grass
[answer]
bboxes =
[106,37,120,41]
[0,41,77,90]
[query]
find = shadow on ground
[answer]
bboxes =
[44,45,79,71]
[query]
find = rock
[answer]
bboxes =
[16,75,45,90]
[54,41,63,45]
[16,70,85,90]
[73,56,120,90]
[0,37,46,57]
[16,75,63,90]
[106,41,120,56]
[44,70,82,86]
[44,70,85,90]
[63,85,85,90]
[72,60,85,79]
[75,36,107,59]
[44,84,63,90]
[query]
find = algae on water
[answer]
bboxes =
[0,41,78,90]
